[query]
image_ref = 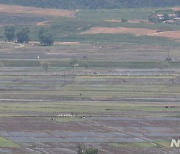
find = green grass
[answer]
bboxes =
[0,6,179,151]
[1,60,41,67]
[33,8,180,46]
[44,9,180,46]
[67,34,180,46]
[0,137,19,148]
[76,8,159,21]
[0,42,17,49]
[108,140,171,148]
[77,75,175,79]
[108,142,155,148]
[100,22,180,31]
[171,114,180,118]
[0,102,178,113]
[2,86,180,98]
[2,59,180,69]
[154,140,171,148]
[0,7,180,46]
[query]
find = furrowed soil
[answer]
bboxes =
[0,42,179,154]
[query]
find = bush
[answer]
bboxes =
[38,28,54,46]
[121,18,128,22]
[77,145,98,154]
[17,28,30,43]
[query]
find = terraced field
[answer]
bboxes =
[0,4,180,153]
[0,42,179,154]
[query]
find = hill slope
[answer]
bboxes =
[0,0,180,9]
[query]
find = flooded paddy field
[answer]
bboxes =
[0,43,180,153]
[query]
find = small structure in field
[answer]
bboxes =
[57,113,73,117]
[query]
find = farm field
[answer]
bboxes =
[0,4,180,154]
[0,42,179,154]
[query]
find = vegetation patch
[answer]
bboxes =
[0,137,19,148]
[109,140,171,148]
[108,142,156,148]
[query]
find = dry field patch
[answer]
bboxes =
[55,42,81,45]
[81,27,157,36]
[105,19,151,24]
[105,20,122,23]
[28,41,82,46]
[149,30,180,39]
[36,21,50,26]
[0,4,75,17]
[173,7,180,11]
[81,26,180,39]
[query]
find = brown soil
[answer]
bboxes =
[36,21,50,26]
[105,19,151,24]
[55,42,81,45]
[148,30,180,39]
[173,7,180,11]
[81,26,180,39]
[105,20,121,23]
[81,27,157,36]
[0,4,75,17]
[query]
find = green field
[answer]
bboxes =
[0,137,19,148]
[0,4,179,154]
[0,7,180,46]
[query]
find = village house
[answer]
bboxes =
[148,10,180,24]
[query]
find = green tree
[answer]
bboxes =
[121,18,128,22]
[16,28,30,43]
[175,11,180,17]
[163,13,170,21]
[38,28,54,46]
[41,62,49,72]
[77,145,98,154]
[77,145,84,154]
[85,149,98,154]
[70,59,78,70]
[0,61,4,68]
[4,26,15,42]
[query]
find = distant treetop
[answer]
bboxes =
[0,0,179,9]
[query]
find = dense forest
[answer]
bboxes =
[0,0,179,9]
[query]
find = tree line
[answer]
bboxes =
[4,27,54,46]
[0,0,180,9]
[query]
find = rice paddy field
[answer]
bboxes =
[0,4,180,154]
